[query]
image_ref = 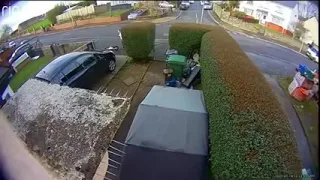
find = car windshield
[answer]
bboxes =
[204,2,210,5]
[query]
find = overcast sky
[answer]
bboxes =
[0,1,79,30]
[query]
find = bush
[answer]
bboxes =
[231,10,259,24]
[121,22,155,60]
[46,4,67,24]
[231,10,246,18]
[200,26,301,178]
[169,23,214,57]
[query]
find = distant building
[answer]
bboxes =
[18,14,46,31]
[238,1,299,35]
[97,1,137,6]
[303,17,319,47]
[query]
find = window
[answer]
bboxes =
[244,8,254,15]
[82,57,96,67]
[246,1,253,5]
[76,55,97,68]
[271,15,284,25]
[61,62,84,82]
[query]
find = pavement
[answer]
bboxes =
[264,74,315,174]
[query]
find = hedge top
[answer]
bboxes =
[169,23,216,56]
[200,26,301,178]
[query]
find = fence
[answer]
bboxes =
[56,5,96,23]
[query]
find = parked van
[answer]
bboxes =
[306,44,319,63]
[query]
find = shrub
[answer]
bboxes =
[46,4,67,24]
[200,26,301,178]
[121,22,155,60]
[231,10,246,18]
[231,10,259,23]
[169,23,214,57]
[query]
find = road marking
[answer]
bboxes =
[196,13,198,23]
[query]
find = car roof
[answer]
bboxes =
[35,51,93,82]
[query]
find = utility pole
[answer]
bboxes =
[201,6,204,24]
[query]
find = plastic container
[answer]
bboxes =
[166,55,187,78]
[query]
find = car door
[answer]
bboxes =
[76,54,100,87]
[60,61,85,88]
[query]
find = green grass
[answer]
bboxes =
[98,9,131,17]
[9,56,51,92]
[27,18,52,32]
[278,77,319,172]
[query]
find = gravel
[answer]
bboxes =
[3,79,130,180]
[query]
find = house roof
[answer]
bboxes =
[274,1,297,9]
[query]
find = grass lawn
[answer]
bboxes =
[27,18,52,32]
[278,77,319,172]
[9,56,51,92]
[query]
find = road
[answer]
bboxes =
[10,2,318,77]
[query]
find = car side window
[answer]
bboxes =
[76,55,97,68]
[82,56,96,67]
[61,62,84,82]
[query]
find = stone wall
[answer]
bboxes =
[214,4,258,33]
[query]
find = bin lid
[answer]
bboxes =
[167,55,186,65]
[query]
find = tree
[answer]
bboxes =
[0,25,13,38]
[297,1,318,20]
[46,4,67,24]
[228,1,240,12]
[291,21,307,39]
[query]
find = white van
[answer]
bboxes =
[306,44,319,63]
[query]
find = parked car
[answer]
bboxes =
[179,3,189,10]
[181,1,190,7]
[189,0,194,4]
[203,2,213,10]
[159,1,175,8]
[306,44,319,63]
[128,10,144,20]
[8,41,16,48]
[8,43,33,63]
[35,51,116,89]
[20,39,28,45]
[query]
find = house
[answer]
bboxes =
[239,1,299,35]
[18,14,46,31]
[303,16,319,47]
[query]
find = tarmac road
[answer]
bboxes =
[9,1,318,76]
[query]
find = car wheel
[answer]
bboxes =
[108,59,116,72]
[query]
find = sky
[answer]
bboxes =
[0,1,79,30]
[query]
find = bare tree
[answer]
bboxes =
[297,1,318,20]
[0,25,13,38]
[291,21,307,39]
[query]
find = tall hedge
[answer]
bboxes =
[200,26,301,178]
[121,22,155,60]
[169,23,214,57]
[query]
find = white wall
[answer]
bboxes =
[239,1,298,31]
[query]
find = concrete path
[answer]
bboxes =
[264,74,315,173]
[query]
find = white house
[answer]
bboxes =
[303,17,319,47]
[239,1,299,35]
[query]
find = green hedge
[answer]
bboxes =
[168,23,214,57]
[200,26,301,178]
[121,22,155,60]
